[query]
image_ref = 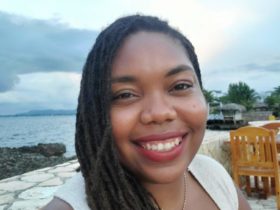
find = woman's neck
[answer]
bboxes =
[142,172,186,210]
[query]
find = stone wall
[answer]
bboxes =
[198,130,232,175]
[243,111,272,121]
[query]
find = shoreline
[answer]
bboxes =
[0,143,76,180]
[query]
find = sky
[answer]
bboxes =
[0,0,279,115]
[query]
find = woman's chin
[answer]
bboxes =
[138,168,185,186]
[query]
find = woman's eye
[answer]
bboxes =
[112,92,135,101]
[171,83,192,91]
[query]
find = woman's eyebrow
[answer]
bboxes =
[111,75,137,84]
[165,64,193,77]
[111,64,193,83]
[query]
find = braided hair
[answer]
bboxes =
[75,14,202,209]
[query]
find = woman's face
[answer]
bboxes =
[110,31,208,185]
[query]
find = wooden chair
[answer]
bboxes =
[262,122,280,195]
[262,122,280,135]
[230,126,280,209]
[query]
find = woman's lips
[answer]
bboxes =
[133,132,187,162]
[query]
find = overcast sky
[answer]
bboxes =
[0,0,279,115]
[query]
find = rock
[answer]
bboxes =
[0,143,75,180]
[18,146,40,153]
[38,143,66,157]
[18,143,66,157]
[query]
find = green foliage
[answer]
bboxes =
[219,95,229,104]
[264,86,280,116]
[221,81,259,110]
[203,89,215,103]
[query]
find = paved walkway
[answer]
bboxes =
[0,160,79,210]
[0,160,277,210]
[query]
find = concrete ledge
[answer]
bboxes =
[199,130,231,174]
[0,160,79,210]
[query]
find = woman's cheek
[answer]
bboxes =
[178,97,208,126]
[110,106,138,140]
[194,101,208,125]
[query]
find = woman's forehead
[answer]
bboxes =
[116,31,184,57]
[111,31,193,75]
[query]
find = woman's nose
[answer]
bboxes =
[140,94,177,125]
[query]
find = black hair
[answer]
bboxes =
[75,14,202,209]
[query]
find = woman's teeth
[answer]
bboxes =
[141,137,181,152]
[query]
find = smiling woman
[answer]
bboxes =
[42,15,251,210]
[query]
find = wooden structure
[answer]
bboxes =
[262,122,280,134]
[262,122,280,197]
[207,103,247,130]
[230,126,280,209]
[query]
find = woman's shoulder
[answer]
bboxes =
[189,154,239,209]
[190,154,230,176]
[189,154,234,186]
[41,197,73,210]
[50,172,90,210]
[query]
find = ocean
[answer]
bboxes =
[0,115,76,157]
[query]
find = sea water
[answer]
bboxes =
[0,115,76,157]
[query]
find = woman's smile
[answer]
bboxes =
[134,133,186,163]
[137,136,182,152]
[133,131,187,162]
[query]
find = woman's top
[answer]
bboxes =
[54,154,238,210]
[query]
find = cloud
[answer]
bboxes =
[0,72,19,92]
[203,58,280,93]
[0,72,81,115]
[242,61,280,73]
[0,11,97,92]
[208,58,280,75]
[140,0,259,64]
[0,1,279,114]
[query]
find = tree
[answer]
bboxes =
[203,89,215,103]
[202,89,223,104]
[265,86,280,116]
[221,81,259,110]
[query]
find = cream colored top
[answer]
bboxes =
[55,154,238,210]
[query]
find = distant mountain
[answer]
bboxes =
[12,109,76,116]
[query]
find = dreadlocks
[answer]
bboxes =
[75,14,203,210]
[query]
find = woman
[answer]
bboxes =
[43,15,251,210]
